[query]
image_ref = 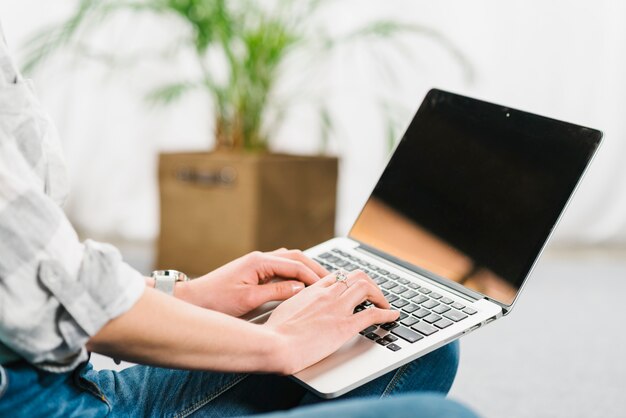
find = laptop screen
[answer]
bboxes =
[349,89,601,306]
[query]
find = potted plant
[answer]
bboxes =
[25,0,470,274]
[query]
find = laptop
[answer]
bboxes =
[247,88,602,398]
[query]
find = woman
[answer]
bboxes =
[0,22,475,417]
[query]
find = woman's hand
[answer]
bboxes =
[176,249,329,317]
[264,269,400,375]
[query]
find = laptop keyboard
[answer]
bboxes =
[315,248,477,352]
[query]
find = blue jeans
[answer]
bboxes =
[0,341,477,417]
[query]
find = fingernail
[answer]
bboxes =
[292,282,305,293]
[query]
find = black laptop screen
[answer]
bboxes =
[349,89,601,306]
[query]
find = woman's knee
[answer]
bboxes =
[393,340,460,395]
[426,340,460,393]
[433,340,460,375]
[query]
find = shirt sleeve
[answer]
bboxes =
[0,117,145,374]
[0,23,145,373]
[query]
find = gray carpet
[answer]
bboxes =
[449,254,626,418]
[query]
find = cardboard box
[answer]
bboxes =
[157,151,338,275]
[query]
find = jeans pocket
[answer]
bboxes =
[73,360,111,409]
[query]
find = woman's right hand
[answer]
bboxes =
[264,270,399,375]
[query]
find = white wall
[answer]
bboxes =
[2,0,626,246]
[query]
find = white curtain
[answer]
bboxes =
[3,0,626,246]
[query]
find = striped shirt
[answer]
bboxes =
[0,22,145,372]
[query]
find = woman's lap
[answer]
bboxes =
[89,341,460,417]
[0,341,464,417]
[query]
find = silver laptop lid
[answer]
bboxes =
[349,89,602,309]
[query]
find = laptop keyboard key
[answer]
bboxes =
[418,288,432,295]
[402,290,419,299]
[387,343,402,352]
[398,311,408,321]
[360,325,378,335]
[394,286,408,294]
[385,294,399,303]
[365,332,379,340]
[400,316,419,327]
[391,299,409,308]
[444,310,468,322]
[408,282,420,290]
[373,276,387,285]
[451,302,465,310]
[388,274,399,280]
[463,307,477,315]
[430,292,442,300]
[412,295,429,304]
[434,318,454,329]
[421,299,440,309]
[440,297,454,305]
[344,263,359,272]
[412,322,439,336]
[381,281,398,290]
[383,334,398,342]
[376,338,391,346]
[381,322,399,331]
[402,303,420,313]
[424,313,442,324]
[433,304,451,314]
[391,326,424,343]
[397,277,410,285]
[413,308,431,318]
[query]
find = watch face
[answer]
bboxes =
[154,274,177,295]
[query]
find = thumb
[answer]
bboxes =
[255,280,305,304]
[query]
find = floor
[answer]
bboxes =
[93,245,626,418]
[449,251,626,418]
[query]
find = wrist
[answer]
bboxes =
[173,279,196,304]
[261,325,297,375]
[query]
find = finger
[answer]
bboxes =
[348,270,381,292]
[339,278,390,310]
[322,269,373,288]
[353,307,400,331]
[250,280,305,306]
[273,249,329,278]
[327,271,387,305]
[260,255,320,286]
[318,271,342,287]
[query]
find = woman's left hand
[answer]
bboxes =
[175,249,329,317]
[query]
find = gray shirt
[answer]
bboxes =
[0,22,145,372]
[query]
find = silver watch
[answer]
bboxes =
[151,269,189,295]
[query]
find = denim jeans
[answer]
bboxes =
[0,341,477,417]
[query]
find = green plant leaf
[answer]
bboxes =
[146,81,197,105]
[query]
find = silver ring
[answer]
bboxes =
[335,270,349,289]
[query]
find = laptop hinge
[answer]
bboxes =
[353,240,485,303]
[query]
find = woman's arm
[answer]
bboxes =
[88,270,398,374]
[87,286,284,373]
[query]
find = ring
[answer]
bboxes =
[335,270,349,289]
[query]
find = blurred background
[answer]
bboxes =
[2,1,625,417]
